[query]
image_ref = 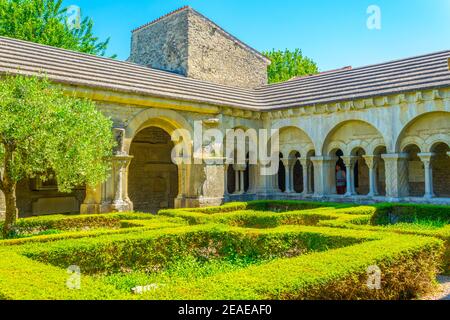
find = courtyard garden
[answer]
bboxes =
[0,201,448,300]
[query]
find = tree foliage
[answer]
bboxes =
[0,0,114,57]
[263,49,319,84]
[0,74,115,237]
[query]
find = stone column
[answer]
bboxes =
[381,153,409,199]
[234,167,240,194]
[418,153,436,199]
[233,164,246,194]
[342,156,357,197]
[363,155,379,197]
[281,158,292,193]
[111,155,134,212]
[198,158,226,207]
[80,184,102,214]
[300,158,309,195]
[311,156,336,197]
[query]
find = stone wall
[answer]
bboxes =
[129,9,189,75]
[16,179,85,218]
[129,8,269,89]
[186,9,269,89]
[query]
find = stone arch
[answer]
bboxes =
[395,111,450,153]
[278,126,315,158]
[125,109,194,212]
[322,120,386,156]
[128,126,180,213]
[124,108,193,154]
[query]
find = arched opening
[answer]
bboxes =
[404,144,424,197]
[307,150,316,194]
[244,152,251,193]
[128,127,179,213]
[226,165,236,194]
[431,143,450,198]
[278,153,286,192]
[291,152,303,193]
[373,146,387,196]
[352,147,369,195]
[333,149,346,195]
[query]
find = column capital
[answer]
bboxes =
[281,158,295,167]
[233,164,247,171]
[299,157,308,167]
[341,156,357,167]
[363,155,379,169]
[310,155,336,164]
[381,153,409,161]
[418,152,436,161]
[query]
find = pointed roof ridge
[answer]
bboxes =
[131,6,190,33]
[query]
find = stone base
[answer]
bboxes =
[80,201,133,214]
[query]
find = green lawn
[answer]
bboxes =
[0,201,448,300]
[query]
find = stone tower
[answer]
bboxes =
[128,6,271,89]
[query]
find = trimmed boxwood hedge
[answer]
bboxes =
[0,200,448,300]
[145,234,443,300]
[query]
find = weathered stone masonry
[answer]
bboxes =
[0,6,449,217]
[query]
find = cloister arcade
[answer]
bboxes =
[225,112,450,203]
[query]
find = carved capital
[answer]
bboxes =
[418,152,436,167]
[363,155,379,169]
[341,156,357,168]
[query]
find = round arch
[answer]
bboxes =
[124,108,193,154]
[395,111,450,153]
[322,120,387,156]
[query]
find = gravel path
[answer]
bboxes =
[421,276,450,300]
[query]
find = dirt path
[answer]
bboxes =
[421,276,450,300]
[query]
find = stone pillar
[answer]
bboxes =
[342,156,357,197]
[418,153,436,199]
[111,155,134,212]
[80,155,133,214]
[80,184,102,214]
[381,153,409,199]
[234,168,240,194]
[311,156,336,197]
[198,158,226,207]
[281,158,292,193]
[239,170,245,193]
[300,158,309,195]
[363,155,379,197]
[233,164,246,194]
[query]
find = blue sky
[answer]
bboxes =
[63,0,450,71]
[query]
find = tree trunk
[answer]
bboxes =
[1,144,18,239]
[2,186,18,238]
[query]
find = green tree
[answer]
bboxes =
[263,49,319,84]
[0,74,115,237]
[0,0,114,57]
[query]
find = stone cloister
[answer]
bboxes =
[0,6,449,217]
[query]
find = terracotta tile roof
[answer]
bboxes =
[0,36,449,112]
